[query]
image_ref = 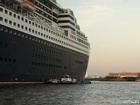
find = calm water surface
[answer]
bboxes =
[0,81,140,105]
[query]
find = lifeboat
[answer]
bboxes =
[11,0,23,4]
[20,0,36,12]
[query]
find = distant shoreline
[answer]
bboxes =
[85,77,140,82]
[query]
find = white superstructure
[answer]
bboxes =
[0,0,90,55]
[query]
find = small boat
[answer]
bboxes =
[60,75,77,84]
[46,78,60,84]
[20,0,36,12]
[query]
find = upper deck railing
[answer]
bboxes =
[49,0,63,9]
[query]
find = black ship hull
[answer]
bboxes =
[0,25,89,83]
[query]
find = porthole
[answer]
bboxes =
[29,21,31,24]
[32,22,34,26]
[17,24,20,28]
[0,17,3,21]
[9,21,12,25]
[5,10,8,14]
[21,17,24,21]
[18,16,20,19]
[21,25,24,29]
[13,22,16,26]
[25,27,28,30]
[25,19,28,23]
[9,12,12,16]
[14,14,16,18]
[5,19,8,23]
[0,8,3,12]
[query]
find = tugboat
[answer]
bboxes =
[46,78,60,84]
[60,75,77,84]
[45,75,77,84]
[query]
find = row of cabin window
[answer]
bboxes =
[0,18,88,53]
[34,1,53,10]
[0,57,16,63]
[0,25,88,54]
[32,46,61,56]
[4,9,52,32]
[35,7,58,23]
[0,26,82,58]
[32,62,64,69]
[75,60,83,65]
[0,16,74,45]
[0,24,79,50]
[0,25,88,59]
[0,8,89,50]
[32,53,62,63]
[0,26,74,53]
[0,8,66,37]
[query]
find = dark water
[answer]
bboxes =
[0,81,140,105]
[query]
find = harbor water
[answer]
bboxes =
[0,81,140,105]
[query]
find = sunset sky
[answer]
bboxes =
[57,0,140,76]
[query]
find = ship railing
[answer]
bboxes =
[49,0,62,8]
[0,1,27,17]
[0,0,3,6]
[0,0,4,5]
[0,0,39,26]
[21,9,56,31]
[31,13,52,28]
[0,0,19,13]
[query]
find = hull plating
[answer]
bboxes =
[0,25,89,83]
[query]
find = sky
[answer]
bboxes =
[57,0,140,77]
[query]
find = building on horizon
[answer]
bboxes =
[109,72,140,78]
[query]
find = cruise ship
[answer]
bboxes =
[0,0,90,83]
